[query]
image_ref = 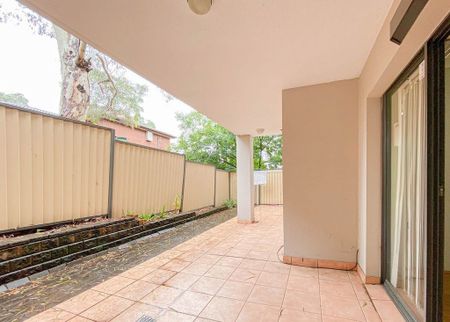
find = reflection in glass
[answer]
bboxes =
[388,61,426,320]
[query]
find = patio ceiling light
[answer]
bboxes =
[187,0,212,15]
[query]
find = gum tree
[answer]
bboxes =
[0,0,154,126]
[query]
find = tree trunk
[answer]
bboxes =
[54,25,91,120]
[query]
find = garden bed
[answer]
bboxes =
[0,206,228,287]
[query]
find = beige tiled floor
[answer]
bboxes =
[25,206,404,322]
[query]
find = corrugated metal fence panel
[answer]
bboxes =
[230,171,237,201]
[112,142,184,218]
[229,170,283,205]
[215,170,229,207]
[183,162,215,212]
[259,170,283,204]
[0,105,112,231]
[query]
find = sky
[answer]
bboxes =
[0,0,194,137]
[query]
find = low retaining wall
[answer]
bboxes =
[0,206,228,287]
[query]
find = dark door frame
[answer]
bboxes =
[426,15,450,322]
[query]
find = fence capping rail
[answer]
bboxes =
[0,102,115,132]
[114,139,185,157]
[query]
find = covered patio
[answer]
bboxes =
[5,0,450,320]
[20,206,402,322]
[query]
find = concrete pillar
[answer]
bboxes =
[236,135,255,223]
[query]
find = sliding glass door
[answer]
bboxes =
[384,55,427,321]
[383,16,450,322]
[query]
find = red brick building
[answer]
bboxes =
[98,119,174,150]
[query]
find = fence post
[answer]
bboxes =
[258,184,261,205]
[107,129,116,218]
[180,156,187,212]
[213,168,217,207]
[228,171,231,200]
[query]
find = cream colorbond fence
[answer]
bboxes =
[0,103,283,232]
[215,169,230,207]
[112,142,185,218]
[182,162,216,212]
[0,104,113,231]
[229,170,283,205]
[258,170,283,205]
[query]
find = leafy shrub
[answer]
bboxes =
[223,199,237,209]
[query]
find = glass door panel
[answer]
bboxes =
[386,60,427,320]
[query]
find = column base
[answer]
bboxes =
[357,264,381,284]
[283,255,357,271]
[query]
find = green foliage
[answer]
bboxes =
[0,91,29,108]
[138,206,168,222]
[223,199,237,209]
[172,112,282,170]
[86,63,149,127]
[172,112,236,171]
[253,135,283,170]
[173,195,181,212]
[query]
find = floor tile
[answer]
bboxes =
[263,261,291,275]
[19,206,395,322]
[80,295,134,321]
[56,289,108,315]
[359,299,382,322]
[158,310,196,322]
[321,294,366,321]
[373,300,406,321]
[247,250,270,260]
[247,285,285,307]
[199,296,245,322]
[322,315,358,322]
[178,251,204,262]
[319,269,350,282]
[283,288,321,314]
[140,285,183,308]
[229,268,261,284]
[141,269,176,284]
[287,275,320,294]
[195,254,222,265]
[290,266,319,279]
[116,280,158,301]
[67,316,92,322]
[365,284,391,301]
[92,276,134,295]
[170,290,213,316]
[111,302,161,322]
[216,256,243,268]
[25,308,75,322]
[279,309,321,322]
[236,302,280,322]
[217,280,254,301]
[190,276,226,295]
[161,258,191,272]
[183,262,213,276]
[164,272,200,290]
[205,264,236,279]
[257,271,288,288]
[239,259,267,270]
[226,248,250,258]
[319,280,356,298]
[119,266,156,280]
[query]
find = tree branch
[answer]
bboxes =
[96,53,117,111]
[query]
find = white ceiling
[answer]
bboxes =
[21,0,393,135]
